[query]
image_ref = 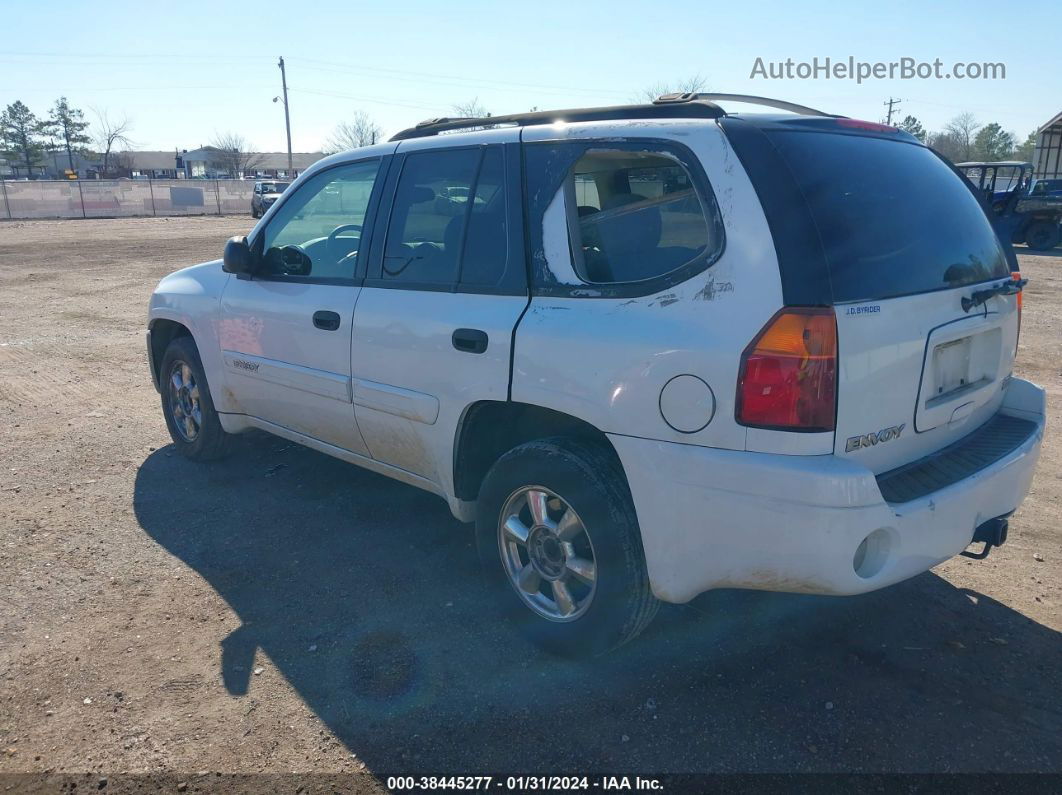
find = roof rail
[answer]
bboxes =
[389,100,725,141]
[654,92,836,117]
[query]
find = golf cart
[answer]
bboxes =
[956,161,1062,250]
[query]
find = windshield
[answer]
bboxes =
[262,183,289,194]
[767,131,1010,302]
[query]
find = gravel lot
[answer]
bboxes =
[1,217,1059,783]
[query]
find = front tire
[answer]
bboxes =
[1025,220,1061,251]
[159,336,231,461]
[475,437,658,657]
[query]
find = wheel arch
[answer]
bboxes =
[452,400,624,502]
[148,318,194,390]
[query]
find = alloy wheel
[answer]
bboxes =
[168,360,202,442]
[498,485,597,621]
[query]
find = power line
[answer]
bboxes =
[0,50,631,99]
[287,87,447,113]
[0,50,264,59]
[292,56,630,99]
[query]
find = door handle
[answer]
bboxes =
[313,310,341,331]
[452,328,488,354]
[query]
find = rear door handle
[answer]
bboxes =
[313,310,341,331]
[452,328,488,354]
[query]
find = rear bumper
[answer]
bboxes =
[610,377,1045,604]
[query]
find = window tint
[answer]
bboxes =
[260,160,380,280]
[766,132,1010,302]
[458,147,508,286]
[523,142,721,292]
[382,149,481,285]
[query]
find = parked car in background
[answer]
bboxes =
[251,180,290,218]
[957,161,1062,250]
[1030,178,1062,198]
[147,94,1044,657]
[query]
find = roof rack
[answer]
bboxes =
[389,93,836,142]
[654,92,835,117]
[390,100,724,141]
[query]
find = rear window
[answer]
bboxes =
[767,131,1010,302]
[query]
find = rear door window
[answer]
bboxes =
[382,149,480,286]
[380,146,511,290]
[764,131,1010,302]
[457,147,508,288]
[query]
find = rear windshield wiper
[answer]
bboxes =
[962,278,1028,313]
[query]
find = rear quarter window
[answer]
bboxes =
[523,140,724,298]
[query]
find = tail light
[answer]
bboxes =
[1012,270,1023,354]
[836,119,898,133]
[736,307,837,432]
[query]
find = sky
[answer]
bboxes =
[3,0,1060,154]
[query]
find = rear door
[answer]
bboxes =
[350,131,528,487]
[757,127,1019,473]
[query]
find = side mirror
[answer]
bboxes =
[222,235,257,275]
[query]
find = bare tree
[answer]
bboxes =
[208,132,264,177]
[452,98,489,119]
[109,150,136,177]
[927,131,964,163]
[944,113,981,162]
[637,74,708,103]
[445,98,493,133]
[92,108,134,178]
[325,111,382,153]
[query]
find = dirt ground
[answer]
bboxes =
[0,217,1059,784]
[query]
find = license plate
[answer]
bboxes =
[932,337,972,397]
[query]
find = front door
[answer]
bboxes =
[219,154,390,454]
[350,135,528,488]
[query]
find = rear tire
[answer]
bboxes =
[159,336,232,461]
[475,437,659,657]
[1025,220,1061,251]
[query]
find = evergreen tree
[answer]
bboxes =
[898,115,927,142]
[1012,130,1037,162]
[973,123,1017,162]
[0,101,47,177]
[46,97,92,171]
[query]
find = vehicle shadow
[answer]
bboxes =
[133,433,1062,774]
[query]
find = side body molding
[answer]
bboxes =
[221,350,351,402]
[353,377,440,425]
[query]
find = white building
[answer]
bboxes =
[177,147,325,179]
[1033,110,1062,179]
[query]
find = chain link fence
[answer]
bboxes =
[0,179,255,220]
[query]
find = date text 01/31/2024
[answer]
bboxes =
[386,776,664,790]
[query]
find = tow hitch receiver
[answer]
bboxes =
[961,516,1010,560]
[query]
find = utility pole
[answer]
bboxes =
[883,97,901,125]
[278,56,293,178]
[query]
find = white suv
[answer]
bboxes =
[147,94,1046,656]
